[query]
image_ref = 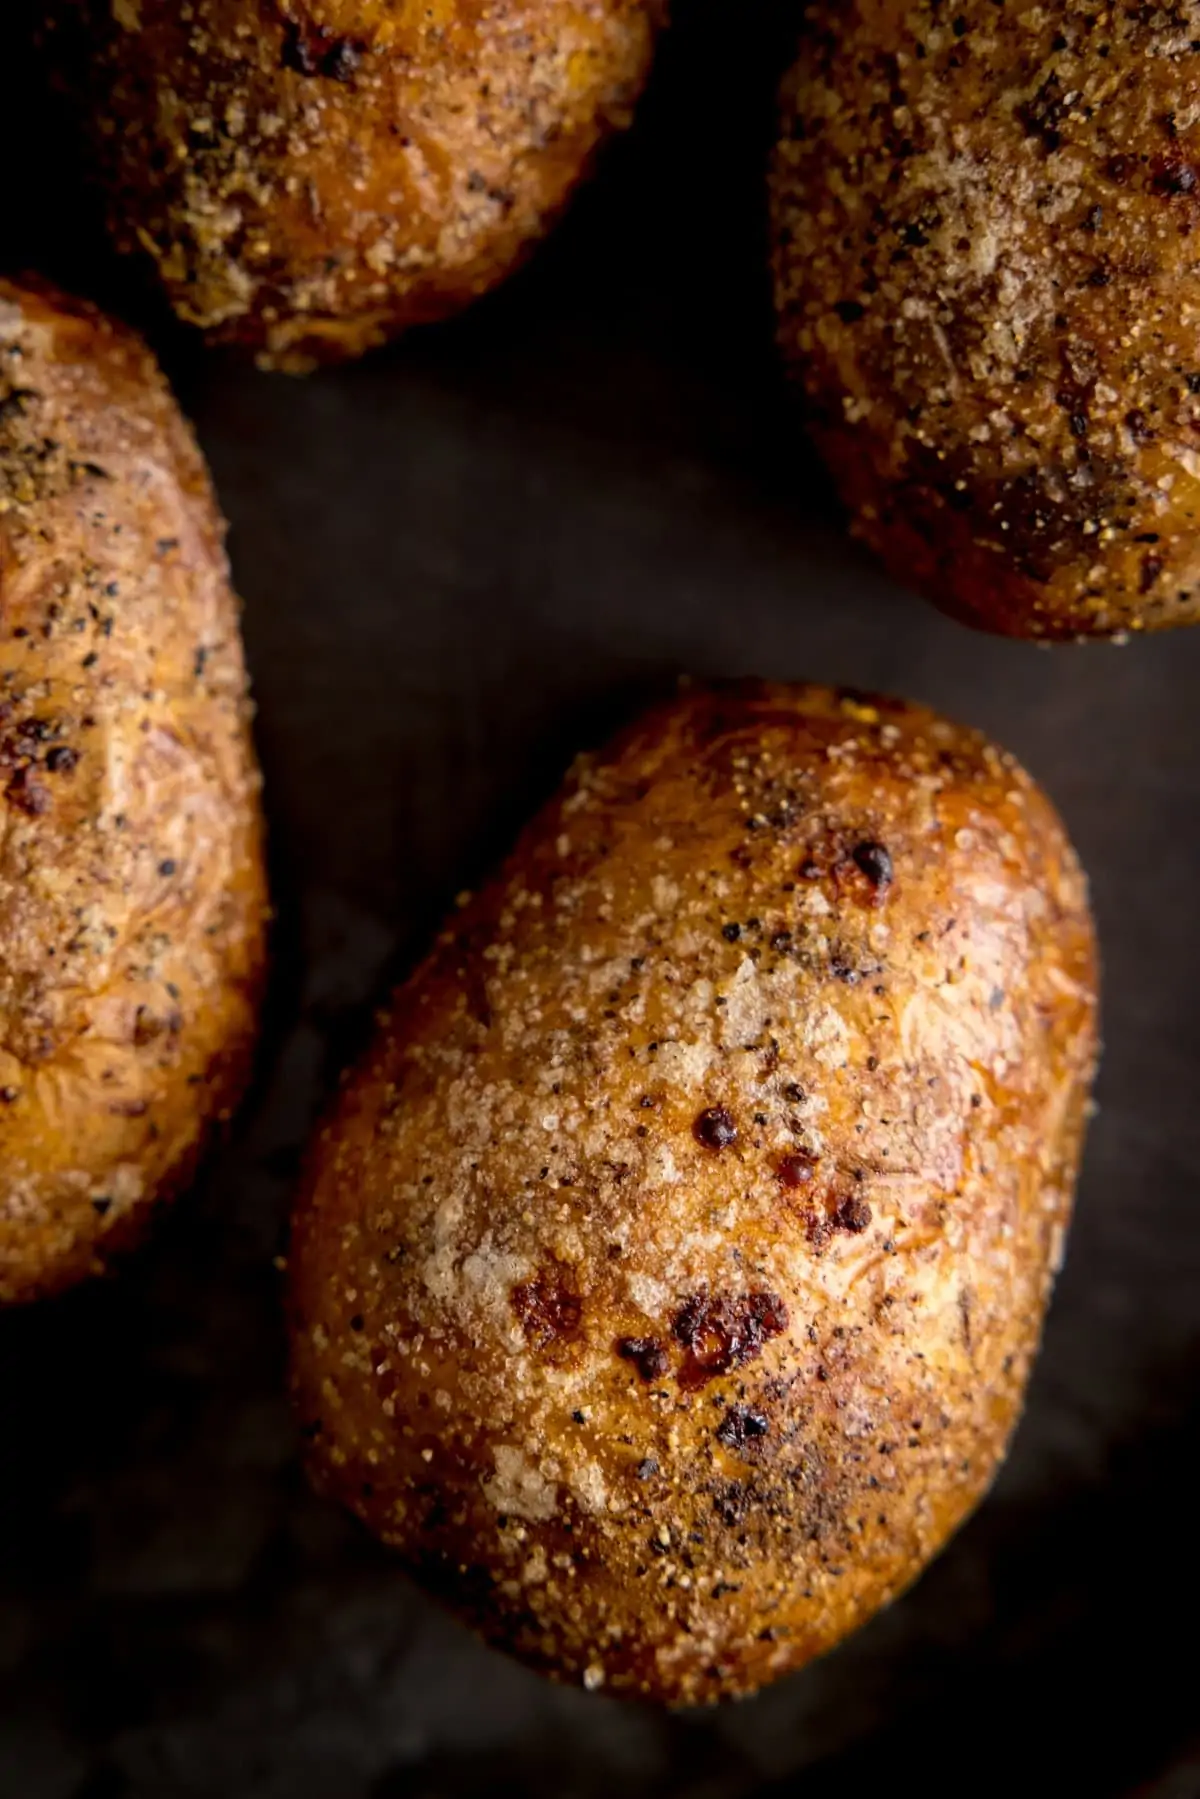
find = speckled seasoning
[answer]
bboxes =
[772,1,1200,639]
[288,681,1098,1704]
[42,0,666,369]
[0,279,268,1304]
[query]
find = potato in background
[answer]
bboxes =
[43,0,664,369]
[773,2,1200,640]
[0,279,268,1303]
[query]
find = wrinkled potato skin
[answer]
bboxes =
[0,281,268,1303]
[290,683,1097,1704]
[47,0,663,369]
[772,3,1200,639]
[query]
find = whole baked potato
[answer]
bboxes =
[43,0,664,369]
[0,279,268,1304]
[772,2,1200,639]
[289,682,1098,1703]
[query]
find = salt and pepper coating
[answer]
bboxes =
[45,0,664,369]
[772,2,1200,639]
[0,280,268,1304]
[289,682,1098,1704]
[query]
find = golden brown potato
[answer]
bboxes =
[289,682,1097,1703]
[0,279,268,1304]
[44,0,663,369]
[772,3,1200,640]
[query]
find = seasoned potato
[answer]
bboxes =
[0,279,268,1304]
[289,683,1097,1703]
[772,3,1200,639]
[44,0,663,369]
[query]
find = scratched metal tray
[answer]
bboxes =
[2,7,1197,1797]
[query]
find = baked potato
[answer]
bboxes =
[0,279,268,1304]
[289,682,1098,1703]
[772,2,1200,639]
[43,0,664,370]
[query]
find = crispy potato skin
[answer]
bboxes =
[46,0,663,369]
[0,280,268,1304]
[772,3,1200,640]
[289,683,1098,1704]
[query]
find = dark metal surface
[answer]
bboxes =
[3,6,1199,1796]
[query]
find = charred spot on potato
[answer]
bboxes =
[323,38,367,82]
[1017,73,1068,152]
[829,949,866,984]
[616,1336,669,1382]
[834,1194,873,1235]
[132,1007,166,1048]
[1152,154,1199,197]
[673,1291,789,1391]
[282,22,367,82]
[711,1480,750,1528]
[511,1265,583,1353]
[716,1406,771,1453]
[693,1106,738,1151]
[851,840,893,889]
[0,387,36,424]
[5,759,54,816]
[804,1210,834,1251]
[776,1151,817,1189]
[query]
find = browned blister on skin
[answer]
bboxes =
[0,279,268,1303]
[289,683,1098,1704]
[45,0,664,369]
[772,2,1200,639]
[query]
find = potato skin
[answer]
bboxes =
[46,0,663,369]
[289,683,1097,1704]
[772,3,1200,640]
[0,280,268,1304]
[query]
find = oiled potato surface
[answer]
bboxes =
[773,3,1200,638]
[49,0,662,367]
[0,280,267,1303]
[290,684,1097,1702]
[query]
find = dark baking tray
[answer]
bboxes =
[2,7,1198,1796]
